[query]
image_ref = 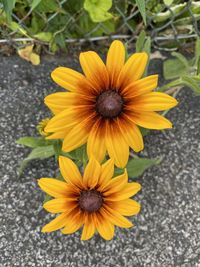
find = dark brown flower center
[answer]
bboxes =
[96,90,123,118]
[79,190,103,212]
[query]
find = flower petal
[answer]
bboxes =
[45,108,81,133]
[106,40,125,88]
[38,178,75,198]
[103,169,128,196]
[117,52,148,88]
[129,92,178,111]
[46,129,68,140]
[117,116,144,152]
[127,111,173,129]
[101,206,133,228]
[62,114,95,152]
[105,121,129,168]
[79,51,109,92]
[97,158,114,191]
[83,156,101,189]
[94,212,114,240]
[62,209,83,234]
[122,75,158,97]
[110,199,141,216]
[44,92,88,115]
[51,67,85,92]
[87,119,106,162]
[43,198,77,213]
[106,182,141,201]
[81,214,96,240]
[42,212,69,232]
[59,156,83,188]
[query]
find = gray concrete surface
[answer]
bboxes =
[0,54,200,267]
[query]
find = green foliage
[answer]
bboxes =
[135,0,146,25]
[84,0,113,22]
[16,136,52,148]
[18,145,55,175]
[162,38,200,95]
[2,0,16,21]
[115,158,161,178]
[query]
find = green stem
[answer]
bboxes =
[158,78,182,92]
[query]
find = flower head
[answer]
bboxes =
[37,118,50,136]
[38,156,141,240]
[44,40,178,168]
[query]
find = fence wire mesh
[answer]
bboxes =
[0,0,200,51]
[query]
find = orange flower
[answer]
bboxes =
[38,156,141,240]
[44,40,178,168]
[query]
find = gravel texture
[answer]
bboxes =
[0,54,200,267]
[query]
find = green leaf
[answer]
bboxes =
[195,38,200,74]
[143,37,151,76]
[136,30,146,52]
[163,0,174,5]
[115,158,161,178]
[31,0,42,11]
[135,0,146,25]
[84,0,113,23]
[2,0,16,21]
[34,32,53,42]
[182,76,200,95]
[171,52,189,69]
[68,144,88,167]
[35,0,59,13]
[16,137,52,148]
[163,58,188,80]
[18,145,55,175]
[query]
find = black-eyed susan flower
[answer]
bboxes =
[38,156,141,240]
[44,40,178,168]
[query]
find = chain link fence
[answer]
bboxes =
[0,0,200,51]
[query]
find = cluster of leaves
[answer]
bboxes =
[0,0,147,54]
[16,136,160,180]
[160,37,200,95]
[0,0,199,56]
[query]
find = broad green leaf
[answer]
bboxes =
[135,0,146,25]
[34,32,53,42]
[2,0,16,21]
[182,76,200,95]
[84,0,113,23]
[115,158,161,178]
[163,58,188,80]
[171,52,189,69]
[136,30,146,52]
[68,144,88,167]
[16,137,52,148]
[18,145,55,175]
[31,0,42,11]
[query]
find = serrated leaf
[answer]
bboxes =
[84,0,113,23]
[115,158,161,178]
[136,30,146,52]
[18,145,55,175]
[135,0,146,25]
[16,137,52,148]
[2,0,16,21]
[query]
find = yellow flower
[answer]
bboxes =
[44,40,178,168]
[38,156,141,240]
[37,118,50,136]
